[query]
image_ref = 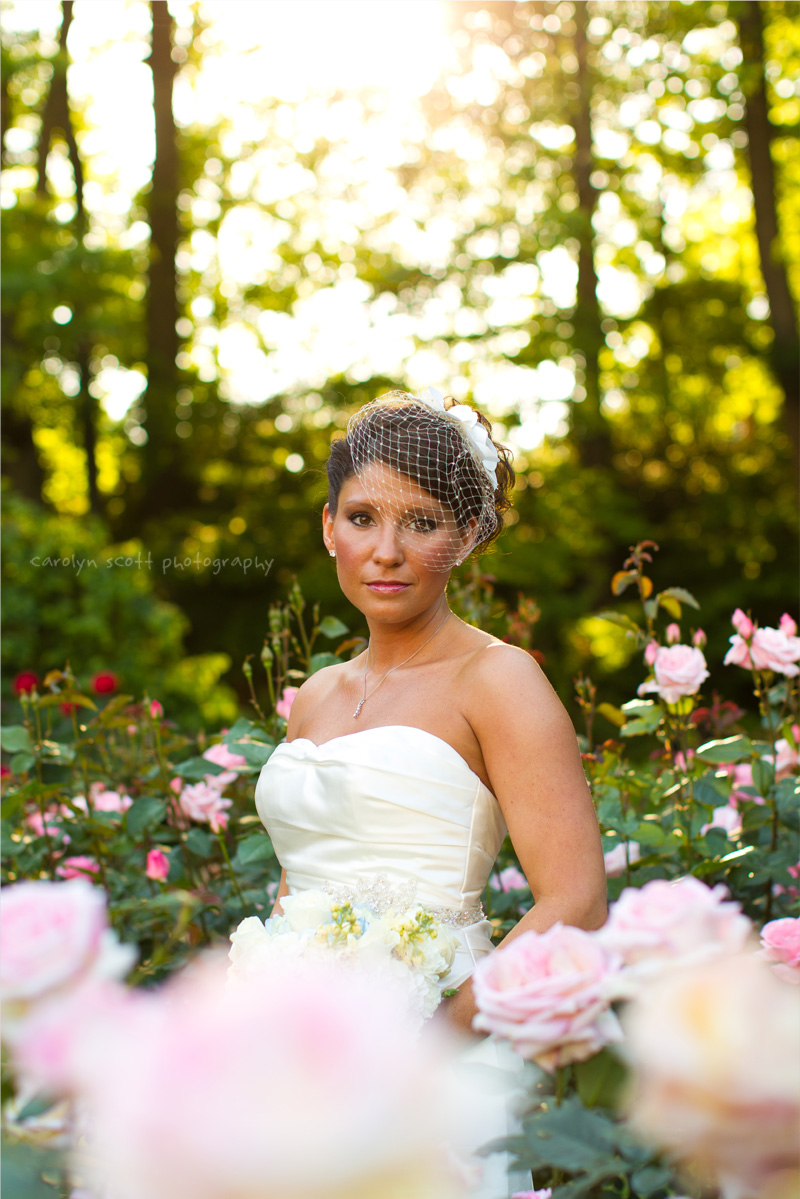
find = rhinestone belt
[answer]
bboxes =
[322,873,485,929]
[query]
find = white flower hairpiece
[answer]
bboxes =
[414,387,499,489]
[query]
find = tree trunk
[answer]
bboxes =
[736,0,800,478]
[141,0,180,504]
[570,0,611,469]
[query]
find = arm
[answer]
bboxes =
[270,867,289,918]
[441,643,607,1035]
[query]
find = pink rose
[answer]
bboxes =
[729,762,765,805]
[644,640,658,666]
[774,729,799,778]
[780,613,798,637]
[275,686,299,721]
[748,626,800,676]
[0,880,135,1020]
[700,804,742,839]
[638,644,709,705]
[490,865,528,892]
[178,781,232,833]
[603,841,641,877]
[512,1191,552,1199]
[692,628,706,648]
[758,918,800,984]
[73,958,470,1199]
[149,700,163,719]
[723,633,756,669]
[665,623,681,644]
[202,742,247,771]
[731,608,754,637]
[73,784,133,815]
[472,923,623,1072]
[624,951,800,1199]
[146,849,170,882]
[25,805,71,843]
[56,856,100,881]
[599,877,751,988]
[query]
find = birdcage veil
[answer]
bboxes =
[344,389,501,572]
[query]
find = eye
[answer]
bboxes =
[349,511,374,527]
[407,516,438,533]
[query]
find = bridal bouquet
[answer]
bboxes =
[229,889,457,1019]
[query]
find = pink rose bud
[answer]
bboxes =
[275,686,300,722]
[169,777,183,795]
[780,613,798,637]
[644,641,659,666]
[692,628,706,648]
[666,623,681,645]
[731,609,754,638]
[146,849,170,882]
[149,700,163,720]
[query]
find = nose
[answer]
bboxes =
[371,516,404,565]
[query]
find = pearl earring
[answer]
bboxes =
[329,549,336,558]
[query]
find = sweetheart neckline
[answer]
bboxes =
[279,725,496,798]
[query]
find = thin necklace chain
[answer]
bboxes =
[353,610,452,719]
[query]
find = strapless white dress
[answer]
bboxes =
[255,725,530,1199]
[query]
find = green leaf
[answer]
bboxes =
[10,752,35,774]
[596,703,627,728]
[318,615,349,638]
[234,833,274,866]
[184,827,214,858]
[751,758,774,797]
[309,652,340,674]
[173,755,225,780]
[39,740,76,763]
[1,790,27,820]
[696,735,754,763]
[658,586,700,610]
[230,741,274,768]
[223,718,257,740]
[634,822,667,848]
[656,593,681,619]
[0,1139,64,1199]
[1,725,33,753]
[126,797,166,838]
[621,705,663,737]
[516,1096,624,1172]
[574,1049,627,1109]
[630,1165,676,1195]
[595,611,641,635]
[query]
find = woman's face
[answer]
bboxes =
[322,462,474,619]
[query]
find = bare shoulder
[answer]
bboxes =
[285,657,359,739]
[459,639,574,739]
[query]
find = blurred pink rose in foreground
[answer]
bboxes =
[275,686,299,721]
[75,956,471,1199]
[178,780,232,833]
[598,877,751,990]
[490,865,528,892]
[202,742,247,771]
[512,1191,552,1199]
[0,880,135,1036]
[759,918,800,985]
[56,856,100,881]
[624,952,800,1199]
[700,804,742,840]
[638,644,709,705]
[603,841,641,877]
[472,922,623,1072]
[146,849,170,882]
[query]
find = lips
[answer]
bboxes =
[366,582,410,593]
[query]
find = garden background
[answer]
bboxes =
[2,0,798,731]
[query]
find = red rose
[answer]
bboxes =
[91,672,118,695]
[13,672,38,695]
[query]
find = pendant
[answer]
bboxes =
[353,699,364,718]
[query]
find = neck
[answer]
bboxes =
[364,598,452,675]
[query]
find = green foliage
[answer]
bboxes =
[1,493,236,727]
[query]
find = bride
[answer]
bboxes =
[254,388,607,1195]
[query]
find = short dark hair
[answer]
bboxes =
[326,391,515,555]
